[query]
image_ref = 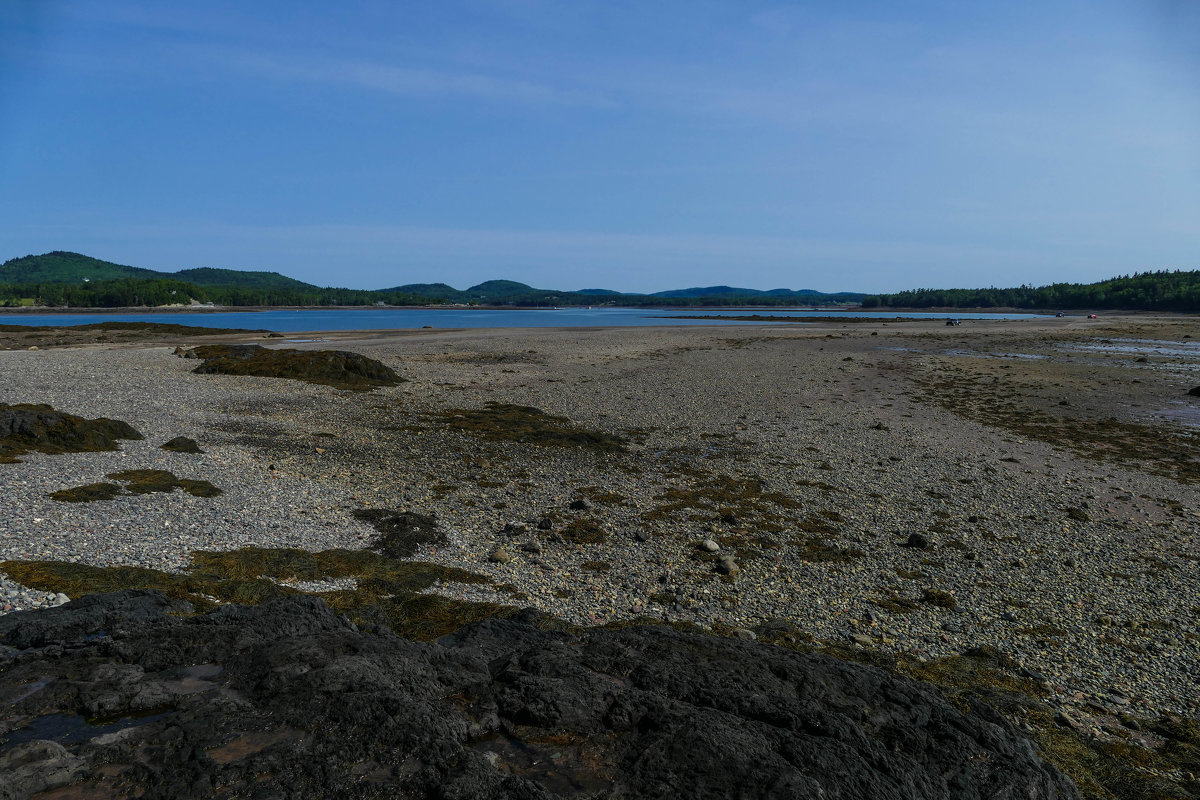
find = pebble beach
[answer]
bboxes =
[2,314,1198,735]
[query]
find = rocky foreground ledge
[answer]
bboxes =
[0,590,1077,799]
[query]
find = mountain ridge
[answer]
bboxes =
[2,252,864,305]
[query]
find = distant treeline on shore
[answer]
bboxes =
[862,270,1200,312]
[2,252,1198,312]
[0,252,863,309]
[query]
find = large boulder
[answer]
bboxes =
[0,403,142,463]
[188,344,402,391]
[0,592,1079,799]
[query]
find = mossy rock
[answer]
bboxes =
[161,436,204,454]
[0,402,142,463]
[190,344,402,391]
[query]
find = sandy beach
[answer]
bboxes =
[2,314,1198,736]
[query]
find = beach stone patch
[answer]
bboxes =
[188,344,402,391]
[0,403,142,463]
[160,436,204,454]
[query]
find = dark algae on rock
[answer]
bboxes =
[0,402,142,463]
[0,591,1079,800]
[188,344,403,390]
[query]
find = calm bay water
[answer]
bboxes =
[0,307,1048,332]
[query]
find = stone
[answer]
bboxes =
[904,533,930,549]
[568,499,590,511]
[488,547,511,564]
[536,517,554,530]
[700,539,720,553]
[851,633,875,647]
[716,555,739,577]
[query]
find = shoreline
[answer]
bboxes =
[2,316,1198,727]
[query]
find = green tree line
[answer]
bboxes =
[861,270,1200,311]
[0,279,429,308]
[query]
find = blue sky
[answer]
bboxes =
[1,1,1196,292]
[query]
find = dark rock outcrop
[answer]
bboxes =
[0,403,142,463]
[188,344,402,391]
[0,591,1079,799]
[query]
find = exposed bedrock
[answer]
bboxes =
[0,591,1078,799]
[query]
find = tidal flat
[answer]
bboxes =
[1,315,1198,795]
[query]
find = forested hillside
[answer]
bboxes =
[861,270,1200,311]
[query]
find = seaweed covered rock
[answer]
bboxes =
[0,591,1080,799]
[0,403,142,463]
[188,344,402,391]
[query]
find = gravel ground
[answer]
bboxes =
[1,317,1198,735]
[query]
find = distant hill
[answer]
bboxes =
[0,251,867,308]
[0,251,161,284]
[174,268,317,291]
[0,252,312,291]
[386,282,458,297]
[649,285,865,301]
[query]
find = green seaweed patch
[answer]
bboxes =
[1,544,510,641]
[871,593,922,613]
[161,436,204,454]
[920,588,957,609]
[190,344,403,391]
[432,403,626,451]
[642,468,800,531]
[108,469,221,497]
[352,509,447,558]
[794,535,864,563]
[0,402,142,463]
[49,470,221,502]
[559,517,608,544]
[49,483,124,503]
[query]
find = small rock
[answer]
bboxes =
[53,593,70,607]
[632,530,649,543]
[27,345,39,351]
[715,555,739,577]
[537,517,554,531]
[700,539,720,553]
[903,533,930,549]
[518,541,542,554]
[488,548,511,564]
[501,522,527,536]
[1001,612,1019,622]
[733,628,757,641]
[851,634,874,647]
[1054,711,1080,730]
[568,499,590,511]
